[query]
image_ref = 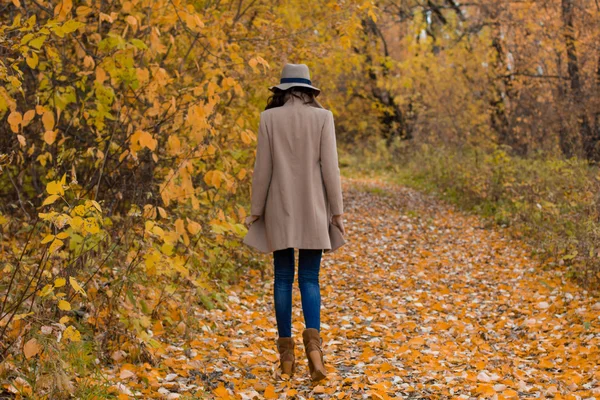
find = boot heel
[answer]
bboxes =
[276,337,296,378]
[308,350,326,381]
[302,328,327,382]
[281,360,294,376]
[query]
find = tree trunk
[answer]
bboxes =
[359,17,411,145]
[489,35,513,149]
[561,0,598,160]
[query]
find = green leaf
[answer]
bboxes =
[130,39,148,50]
[140,299,150,315]
[126,289,137,307]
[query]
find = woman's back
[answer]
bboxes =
[265,95,330,186]
[243,93,343,253]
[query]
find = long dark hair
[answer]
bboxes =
[265,86,325,110]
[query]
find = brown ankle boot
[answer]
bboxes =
[276,337,295,376]
[302,328,327,382]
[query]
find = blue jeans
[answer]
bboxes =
[273,248,323,338]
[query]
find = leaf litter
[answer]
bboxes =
[102,176,600,399]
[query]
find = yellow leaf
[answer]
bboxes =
[133,130,157,151]
[368,8,377,23]
[204,170,223,189]
[13,312,34,321]
[151,225,165,237]
[160,242,174,256]
[125,15,137,26]
[23,338,41,359]
[42,111,55,131]
[54,277,66,287]
[119,149,129,162]
[175,219,185,235]
[48,238,64,253]
[81,217,99,234]
[42,194,60,206]
[175,218,189,245]
[41,234,55,244]
[91,200,102,212]
[26,52,39,69]
[43,130,57,145]
[38,284,54,297]
[56,232,69,239]
[58,300,71,311]
[54,0,73,20]
[62,325,81,342]
[187,219,201,235]
[70,216,83,231]
[167,135,181,154]
[76,6,92,16]
[69,276,87,297]
[157,207,167,218]
[59,316,69,324]
[46,180,64,195]
[240,130,252,145]
[256,56,270,70]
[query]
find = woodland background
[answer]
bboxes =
[0,0,599,397]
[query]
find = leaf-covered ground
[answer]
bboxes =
[103,177,600,399]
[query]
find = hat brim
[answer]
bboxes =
[268,82,321,96]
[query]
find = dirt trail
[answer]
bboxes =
[109,176,600,399]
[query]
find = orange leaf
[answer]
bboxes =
[213,386,231,399]
[22,110,35,126]
[23,338,41,359]
[263,385,277,399]
[42,111,55,131]
[43,130,57,145]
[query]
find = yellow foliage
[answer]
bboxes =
[69,277,87,297]
[62,326,81,342]
[0,0,369,393]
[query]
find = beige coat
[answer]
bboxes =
[242,94,346,254]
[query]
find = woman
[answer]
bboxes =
[242,63,346,382]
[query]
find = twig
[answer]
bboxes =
[6,169,30,220]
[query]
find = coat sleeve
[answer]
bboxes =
[250,112,272,216]
[320,111,344,216]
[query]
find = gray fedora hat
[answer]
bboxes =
[268,63,321,96]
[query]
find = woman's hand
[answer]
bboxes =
[332,214,345,236]
[245,215,260,227]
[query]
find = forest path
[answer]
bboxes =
[110,176,600,399]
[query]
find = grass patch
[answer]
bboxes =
[341,139,600,291]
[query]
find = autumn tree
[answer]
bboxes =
[0,0,370,395]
